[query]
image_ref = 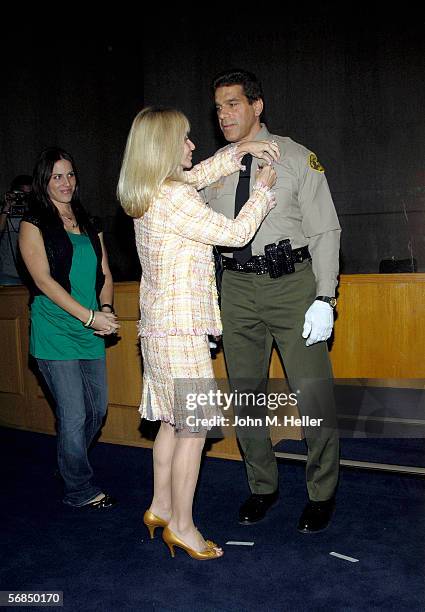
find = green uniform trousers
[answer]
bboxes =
[221,260,339,502]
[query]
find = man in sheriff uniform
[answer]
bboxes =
[204,69,341,533]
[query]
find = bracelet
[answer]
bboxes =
[101,303,115,314]
[83,309,95,328]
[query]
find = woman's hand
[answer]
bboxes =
[236,140,280,164]
[90,311,120,336]
[255,165,277,189]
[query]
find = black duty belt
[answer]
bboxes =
[222,245,310,275]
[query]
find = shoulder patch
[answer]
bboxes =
[309,153,325,173]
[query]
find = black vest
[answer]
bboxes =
[22,203,105,303]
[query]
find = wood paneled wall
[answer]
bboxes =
[1,274,424,459]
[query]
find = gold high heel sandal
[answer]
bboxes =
[162,526,223,560]
[143,510,168,539]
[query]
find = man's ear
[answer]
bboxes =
[253,98,264,117]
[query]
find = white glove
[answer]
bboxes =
[302,300,334,346]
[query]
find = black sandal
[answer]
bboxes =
[85,493,117,509]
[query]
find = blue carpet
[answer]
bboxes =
[1,427,424,611]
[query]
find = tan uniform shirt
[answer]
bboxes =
[203,125,341,297]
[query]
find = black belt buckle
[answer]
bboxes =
[254,256,267,275]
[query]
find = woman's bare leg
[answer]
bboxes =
[167,433,222,554]
[148,422,176,521]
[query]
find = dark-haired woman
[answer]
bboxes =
[19,147,120,509]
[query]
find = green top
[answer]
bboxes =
[30,233,105,360]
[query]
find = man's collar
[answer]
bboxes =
[254,124,271,141]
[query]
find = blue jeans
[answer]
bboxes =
[36,358,108,506]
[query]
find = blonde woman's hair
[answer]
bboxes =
[117,107,190,217]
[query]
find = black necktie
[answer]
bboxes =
[234,153,253,265]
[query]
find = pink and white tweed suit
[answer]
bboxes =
[134,146,275,431]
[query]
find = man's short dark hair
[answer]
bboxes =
[212,69,264,104]
[10,175,32,191]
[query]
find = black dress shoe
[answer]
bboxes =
[84,493,118,510]
[297,498,335,533]
[238,491,279,524]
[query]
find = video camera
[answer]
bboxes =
[2,190,29,217]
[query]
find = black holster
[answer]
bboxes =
[264,239,295,278]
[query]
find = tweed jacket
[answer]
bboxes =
[135,146,275,337]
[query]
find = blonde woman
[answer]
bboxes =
[118,107,279,560]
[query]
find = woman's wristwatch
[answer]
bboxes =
[101,303,115,314]
[315,296,337,308]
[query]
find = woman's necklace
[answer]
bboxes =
[60,213,78,229]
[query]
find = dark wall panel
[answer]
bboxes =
[1,12,424,275]
[141,12,425,273]
[1,36,144,279]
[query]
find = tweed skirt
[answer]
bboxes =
[139,334,220,433]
